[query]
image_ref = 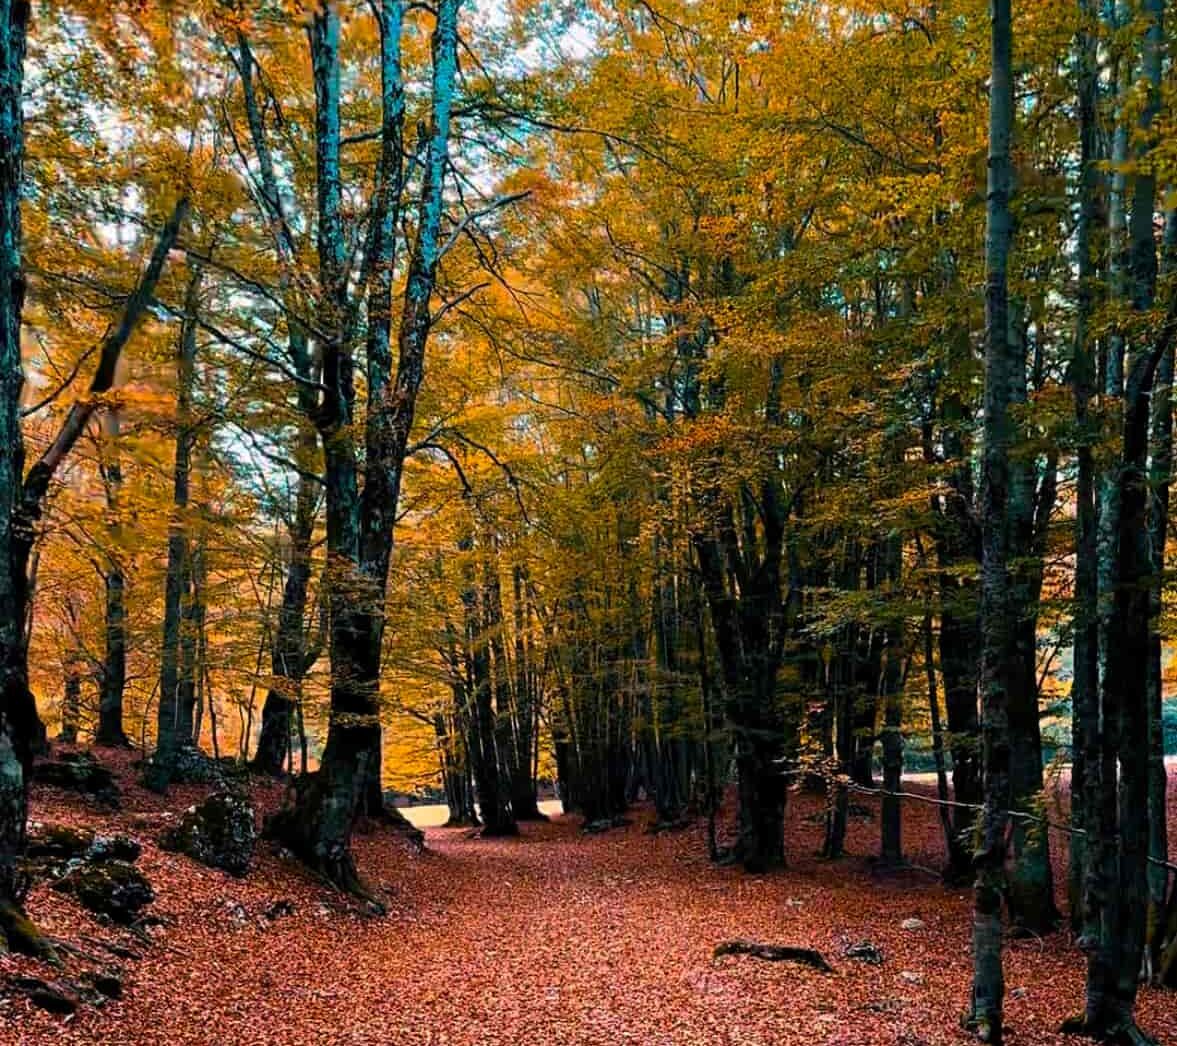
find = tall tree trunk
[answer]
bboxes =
[463,545,514,836]
[928,389,983,883]
[508,563,542,820]
[0,0,31,929]
[58,654,80,745]
[237,32,324,777]
[96,418,129,747]
[1145,209,1175,973]
[270,0,461,891]
[1069,0,1100,939]
[178,539,205,745]
[146,268,203,792]
[251,440,318,776]
[694,490,789,872]
[970,0,1015,1036]
[876,539,904,868]
[97,567,128,747]
[1006,456,1060,932]
[1082,1,1166,1035]
[923,595,956,860]
[0,0,183,940]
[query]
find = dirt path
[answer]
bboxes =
[9,764,1177,1045]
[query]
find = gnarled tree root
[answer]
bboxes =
[368,804,426,850]
[712,939,832,972]
[265,803,386,916]
[0,902,58,962]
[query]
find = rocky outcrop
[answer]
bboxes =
[26,823,140,867]
[53,861,154,925]
[159,790,257,877]
[32,752,120,806]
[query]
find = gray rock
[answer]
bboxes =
[159,790,256,877]
[52,861,154,924]
[25,823,142,882]
[844,940,885,965]
[900,917,926,931]
[81,969,123,1000]
[26,823,95,860]
[88,834,141,864]
[33,752,120,806]
[264,899,295,921]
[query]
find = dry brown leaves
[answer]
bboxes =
[3,750,1176,1045]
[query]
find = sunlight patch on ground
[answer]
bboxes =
[400,799,564,829]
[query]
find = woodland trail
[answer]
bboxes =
[9,759,1177,1046]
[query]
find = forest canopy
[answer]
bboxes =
[0,0,1176,1043]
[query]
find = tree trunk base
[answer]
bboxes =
[368,804,425,850]
[93,731,131,750]
[647,816,693,835]
[264,772,385,914]
[1060,1015,1159,1046]
[942,854,973,887]
[479,822,520,839]
[961,1010,1002,1044]
[248,755,287,779]
[872,855,911,875]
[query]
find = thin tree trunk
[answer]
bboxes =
[1069,0,1100,939]
[58,655,80,745]
[95,414,129,747]
[875,538,904,868]
[178,538,206,745]
[237,30,324,778]
[923,598,955,858]
[252,468,317,776]
[146,267,203,792]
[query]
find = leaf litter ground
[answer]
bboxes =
[4,751,1177,1045]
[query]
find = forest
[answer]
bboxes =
[1,0,1177,1042]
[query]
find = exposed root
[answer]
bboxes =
[582,815,630,835]
[0,901,59,963]
[369,804,426,850]
[712,939,832,973]
[265,781,388,916]
[1059,1015,1158,1045]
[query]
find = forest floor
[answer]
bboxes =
[5,751,1177,1045]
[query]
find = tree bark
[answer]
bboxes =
[270,0,462,891]
[1069,0,1100,939]
[95,418,129,748]
[1084,0,1166,1034]
[0,0,184,940]
[970,0,1015,1036]
[146,268,203,792]
[236,35,325,779]
[1144,209,1175,973]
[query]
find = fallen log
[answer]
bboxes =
[712,939,833,972]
